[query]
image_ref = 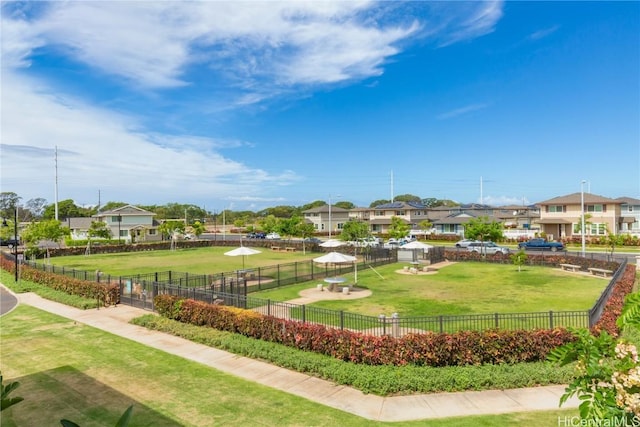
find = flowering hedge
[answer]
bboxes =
[0,256,119,306]
[154,294,576,367]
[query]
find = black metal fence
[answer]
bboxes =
[14,249,629,335]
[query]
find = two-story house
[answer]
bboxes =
[302,204,350,237]
[616,197,640,235]
[536,193,623,240]
[368,201,430,234]
[92,205,161,243]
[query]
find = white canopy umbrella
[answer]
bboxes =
[224,246,261,269]
[313,251,356,264]
[319,239,345,248]
[401,241,434,250]
[314,251,359,283]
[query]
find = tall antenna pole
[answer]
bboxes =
[390,170,394,202]
[54,146,59,220]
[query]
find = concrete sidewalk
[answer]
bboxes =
[8,291,578,422]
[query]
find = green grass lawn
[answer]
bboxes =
[0,305,579,427]
[43,245,318,275]
[254,262,607,317]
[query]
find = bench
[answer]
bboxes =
[559,263,582,272]
[271,246,283,251]
[285,247,297,252]
[588,267,613,278]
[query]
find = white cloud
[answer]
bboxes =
[437,103,489,120]
[528,25,560,41]
[0,72,297,205]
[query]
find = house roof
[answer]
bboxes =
[303,205,349,214]
[432,213,478,225]
[616,196,640,205]
[537,193,620,205]
[65,217,94,229]
[94,204,156,217]
[536,218,575,225]
[373,201,427,210]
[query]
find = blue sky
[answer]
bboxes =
[1,1,638,211]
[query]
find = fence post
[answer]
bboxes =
[379,314,386,335]
[267,299,271,317]
[391,313,399,338]
[494,313,499,329]
[340,311,344,330]
[301,305,306,323]
[549,311,554,329]
[439,315,444,333]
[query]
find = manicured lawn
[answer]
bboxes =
[44,245,317,275]
[0,305,578,426]
[254,262,607,317]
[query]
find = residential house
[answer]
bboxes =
[536,193,623,240]
[368,201,430,234]
[65,217,95,240]
[92,205,161,243]
[616,197,640,235]
[302,204,350,236]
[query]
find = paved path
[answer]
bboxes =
[2,287,579,422]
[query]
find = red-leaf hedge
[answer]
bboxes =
[1,257,119,306]
[591,265,636,337]
[154,294,576,367]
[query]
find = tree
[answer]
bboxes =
[85,221,112,255]
[21,219,70,260]
[24,198,48,220]
[369,199,390,208]
[340,220,370,253]
[418,220,433,236]
[388,216,410,240]
[258,215,279,233]
[605,231,625,256]
[299,200,326,212]
[0,192,21,219]
[191,221,206,239]
[510,250,528,272]
[158,220,185,250]
[278,216,302,240]
[394,194,421,203]
[296,222,317,254]
[43,199,84,219]
[334,201,355,210]
[463,216,503,243]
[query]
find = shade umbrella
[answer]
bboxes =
[400,241,434,250]
[319,239,345,248]
[224,246,261,269]
[314,251,358,284]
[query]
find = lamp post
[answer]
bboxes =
[328,194,341,239]
[581,180,586,257]
[117,214,122,245]
[3,208,19,282]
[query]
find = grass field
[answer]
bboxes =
[44,245,317,275]
[254,262,607,317]
[0,304,579,426]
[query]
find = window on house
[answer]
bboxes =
[375,211,384,216]
[588,223,607,235]
[586,204,604,213]
[395,210,405,215]
[547,205,565,213]
[148,229,156,235]
[627,205,633,212]
[443,224,456,233]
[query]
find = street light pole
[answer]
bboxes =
[581,180,586,257]
[117,214,122,245]
[13,207,18,282]
[328,196,332,239]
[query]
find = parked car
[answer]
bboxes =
[455,239,478,248]
[467,241,510,255]
[183,233,194,240]
[247,232,266,239]
[303,237,323,244]
[265,232,281,240]
[518,238,564,252]
[0,238,20,249]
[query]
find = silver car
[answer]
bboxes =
[467,241,510,255]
